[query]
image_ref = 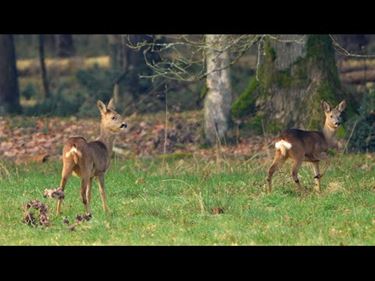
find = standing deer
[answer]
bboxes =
[266,100,346,193]
[56,94,127,215]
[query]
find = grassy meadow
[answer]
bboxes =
[0,153,374,245]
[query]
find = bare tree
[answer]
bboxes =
[126,34,260,144]
[0,34,21,114]
[108,35,162,112]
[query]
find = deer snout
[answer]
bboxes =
[120,123,127,129]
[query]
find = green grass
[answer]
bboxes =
[0,153,374,245]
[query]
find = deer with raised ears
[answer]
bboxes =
[266,100,347,194]
[56,95,127,215]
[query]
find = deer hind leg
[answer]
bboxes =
[291,158,304,192]
[267,150,287,193]
[56,160,74,215]
[311,161,322,193]
[96,174,109,212]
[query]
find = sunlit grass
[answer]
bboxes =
[0,153,374,245]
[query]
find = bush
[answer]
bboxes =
[21,83,38,101]
[23,90,84,117]
[231,77,258,120]
[347,90,375,152]
[75,66,115,102]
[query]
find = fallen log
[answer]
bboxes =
[340,69,375,84]
[338,58,375,73]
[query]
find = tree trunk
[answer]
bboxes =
[108,34,128,72]
[55,34,75,58]
[39,34,50,99]
[254,35,345,130]
[204,35,232,145]
[0,34,21,114]
[107,35,160,113]
[108,34,148,74]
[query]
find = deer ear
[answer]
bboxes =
[107,98,116,111]
[337,100,347,112]
[97,100,107,114]
[321,100,331,113]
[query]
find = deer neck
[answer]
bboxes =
[322,120,337,147]
[98,125,116,155]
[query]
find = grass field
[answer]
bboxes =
[0,153,374,245]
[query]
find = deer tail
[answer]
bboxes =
[275,139,292,157]
[64,144,82,164]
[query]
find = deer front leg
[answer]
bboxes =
[312,162,322,193]
[80,176,91,214]
[86,177,94,205]
[96,174,109,212]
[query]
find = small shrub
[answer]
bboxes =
[21,83,38,100]
[231,77,258,120]
[347,90,375,152]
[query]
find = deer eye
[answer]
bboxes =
[330,115,333,118]
[112,116,117,120]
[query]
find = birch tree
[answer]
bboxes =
[126,34,259,144]
[204,35,232,144]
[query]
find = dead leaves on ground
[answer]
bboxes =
[0,113,274,164]
[23,200,50,227]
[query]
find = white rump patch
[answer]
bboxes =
[65,146,82,158]
[275,140,292,150]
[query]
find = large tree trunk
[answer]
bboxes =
[254,34,344,130]
[204,35,232,144]
[0,35,21,114]
[55,34,75,58]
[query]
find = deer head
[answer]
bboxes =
[97,98,127,134]
[321,100,346,129]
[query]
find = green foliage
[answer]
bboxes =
[240,114,282,135]
[21,83,37,101]
[74,67,117,117]
[75,66,115,102]
[347,90,375,152]
[243,115,263,134]
[23,87,84,117]
[231,77,258,119]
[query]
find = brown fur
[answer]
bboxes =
[56,96,127,215]
[266,100,346,193]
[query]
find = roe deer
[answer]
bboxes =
[266,100,346,193]
[56,95,127,215]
